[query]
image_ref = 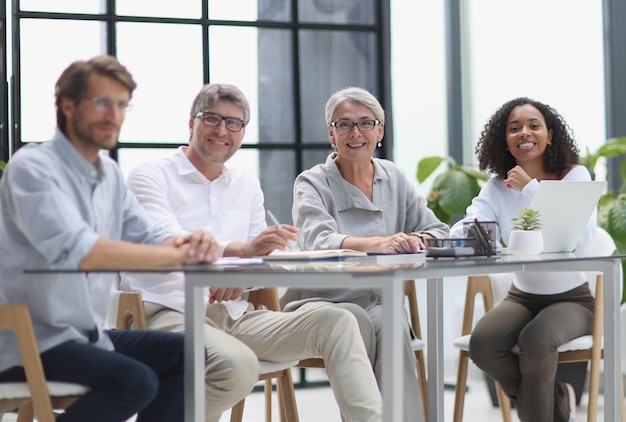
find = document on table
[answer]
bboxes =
[259,249,368,261]
[212,257,264,266]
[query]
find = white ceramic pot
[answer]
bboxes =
[507,230,544,255]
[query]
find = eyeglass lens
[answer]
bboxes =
[333,120,378,132]
[198,112,245,132]
[89,97,132,112]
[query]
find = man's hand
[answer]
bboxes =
[172,229,222,264]
[241,224,299,257]
[208,287,248,304]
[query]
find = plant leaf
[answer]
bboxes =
[603,194,626,252]
[416,156,447,183]
[432,170,481,220]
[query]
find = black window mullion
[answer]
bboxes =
[10,0,21,155]
[290,0,303,174]
[0,0,7,162]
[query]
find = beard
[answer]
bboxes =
[69,111,120,151]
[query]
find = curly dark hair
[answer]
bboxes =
[475,97,579,179]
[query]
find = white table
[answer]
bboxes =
[182,253,623,422]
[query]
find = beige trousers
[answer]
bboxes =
[332,302,425,422]
[143,300,382,422]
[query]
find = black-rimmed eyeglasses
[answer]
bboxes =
[331,119,380,132]
[195,111,247,132]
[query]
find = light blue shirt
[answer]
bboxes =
[0,130,172,372]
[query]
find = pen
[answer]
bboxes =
[266,210,281,227]
[266,209,297,251]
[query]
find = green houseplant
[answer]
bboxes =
[416,156,488,224]
[581,137,626,303]
[580,137,626,253]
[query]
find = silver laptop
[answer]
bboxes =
[527,180,606,253]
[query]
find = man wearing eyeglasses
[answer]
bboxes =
[121,83,383,422]
[0,56,222,421]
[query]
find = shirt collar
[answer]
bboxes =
[51,129,105,184]
[323,152,388,183]
[173,146,232,185]
[323,152,386,211]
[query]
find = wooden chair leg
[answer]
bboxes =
[230,398,245,422]
[265,378,273,422]
[276,369,299,422]
[453,350,469,422]
[414,348,428,420]
[585,348,602,422]
[495,382,512,422]
[277,379,285,422]
[17,402,36,422]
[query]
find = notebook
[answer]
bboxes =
[526,180,606,253]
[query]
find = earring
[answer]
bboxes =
[331,143,336,150]
[377,142,382,148]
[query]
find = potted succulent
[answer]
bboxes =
[507,208,544,255]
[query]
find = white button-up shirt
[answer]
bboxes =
[121,147,266,317]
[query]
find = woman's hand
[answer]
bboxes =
[504,165,532,191]
[376,232,423,254]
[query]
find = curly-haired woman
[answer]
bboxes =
[450,97,598,422]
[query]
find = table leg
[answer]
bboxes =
[380,274,405,421]
[602,259,622,421]
[427,277,444,422]
[184,277,206,422]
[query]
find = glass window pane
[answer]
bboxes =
[117,148,177,180]
[258,0,291,21]
[390,0,447,197]
[116,0,200,19]
[119,147,261,181]
[19,0,101,14]
[258,29,295,143]
[298,0,375,24]
[258,150,296,224]
[303,148,332,172]
[464,0,606,163]
[299,30,378,143]
[208,0,258,21]
[20,19,105,142]
[117,22,203,143]
[209,26,263,145]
